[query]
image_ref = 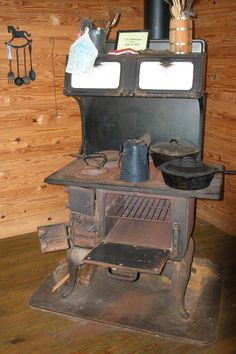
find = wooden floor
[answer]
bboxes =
[0,219,235,354]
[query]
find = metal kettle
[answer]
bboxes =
[119,139,150,182]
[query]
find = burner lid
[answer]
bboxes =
[80,166,108,176]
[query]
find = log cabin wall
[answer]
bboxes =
[0,0,235,239]
[193,0,236,236]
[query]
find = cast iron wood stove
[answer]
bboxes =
[31,40,224,344]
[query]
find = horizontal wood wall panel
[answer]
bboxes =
[0,209,69,239]
[0,112,80,132]
[1,191,68,216]
[0,0,235,238]
[0,157,74,183]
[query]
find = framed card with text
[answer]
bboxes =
[115,30,150,51]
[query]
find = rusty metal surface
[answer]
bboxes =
[45,158,224,200]
[38,224,69,253]
[29,257,223,344]
[83,243,169,274]
[105,219,170,249]
[72,220,98,248]
[68,186,95,215]
[104,193,171,249]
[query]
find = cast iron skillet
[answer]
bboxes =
[159,157,236,190]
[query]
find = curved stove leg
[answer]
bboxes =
[173,238,194,319]
[162,238,194,319]
[62,247,89,298]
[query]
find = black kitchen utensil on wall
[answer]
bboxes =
[5,25,35,86]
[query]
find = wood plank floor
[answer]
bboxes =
[0,219,235,354]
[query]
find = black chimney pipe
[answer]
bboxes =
[144,0,170,39]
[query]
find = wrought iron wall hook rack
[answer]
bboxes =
[5,25,36,85]
[5,25,32,48]
[6,40,32,49]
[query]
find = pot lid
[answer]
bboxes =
[159,158,217,177]
[150,138,200,156]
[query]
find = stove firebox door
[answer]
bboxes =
[68,186,95,216]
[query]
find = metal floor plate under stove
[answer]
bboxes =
[30,258,223,344]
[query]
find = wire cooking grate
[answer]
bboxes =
[107,195,171,222]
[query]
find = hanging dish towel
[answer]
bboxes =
[66,27,98,76]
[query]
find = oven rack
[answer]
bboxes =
[107,195,171,223]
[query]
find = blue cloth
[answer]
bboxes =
[66,28,98,76]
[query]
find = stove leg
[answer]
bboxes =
[173,237,194,319]
[163,238,194,319]
[62,247,89,298]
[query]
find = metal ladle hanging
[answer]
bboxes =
[23,46,30,85]
[14,47,24,86]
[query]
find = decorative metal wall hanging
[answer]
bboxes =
[5,25,36,86]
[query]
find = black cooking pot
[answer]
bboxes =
[150,138,200,166]
[159,157,236,190]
